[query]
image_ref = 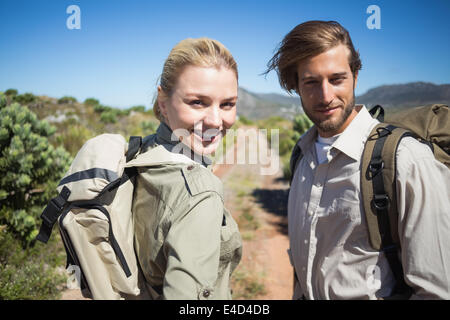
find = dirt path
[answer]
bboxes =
[60,126,292,300]
[214,127,292,300]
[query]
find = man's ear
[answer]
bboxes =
[157,86,168,119]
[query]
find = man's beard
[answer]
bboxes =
[301,94,355,134]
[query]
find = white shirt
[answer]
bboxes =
[287,105,450,299]
[315,134,340,165]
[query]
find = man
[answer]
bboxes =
[266,20,450,299]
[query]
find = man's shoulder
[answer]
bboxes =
[396,136,435,162]
[395,136,447,176]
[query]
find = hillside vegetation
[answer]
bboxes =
[0,89,160,299]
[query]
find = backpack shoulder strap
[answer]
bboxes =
[361,123,401,250]
[126,136,143,162]
[289,138,303,185]
[361,122,413,297]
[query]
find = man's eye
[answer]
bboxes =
[331,78,345,84]
[305,80,318,85]
[221,102,235,108]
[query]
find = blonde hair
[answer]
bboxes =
[153,37,238,121]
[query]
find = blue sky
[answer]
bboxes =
[1,0,449,109]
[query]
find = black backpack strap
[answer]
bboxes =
[126,136,143,162]
[35,186,71,243]
[289,138,304,185]
[362,120,413,298]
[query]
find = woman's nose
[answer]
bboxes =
[204,105,221,128]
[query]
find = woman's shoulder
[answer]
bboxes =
[181,163,223,200]
[147,162,222,197]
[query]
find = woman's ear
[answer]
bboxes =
[157,86,168,119]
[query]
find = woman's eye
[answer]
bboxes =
[189,100,203,106]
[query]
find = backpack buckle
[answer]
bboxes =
[372,194,390,211]
[40,186,71,227]
[41,198,65,227]
[375,127,392,139]
[368,159,384,178]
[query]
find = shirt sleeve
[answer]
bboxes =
[396,137,450,299]
[162,191,223,300]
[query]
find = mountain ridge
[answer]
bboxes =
[237,81,450,120]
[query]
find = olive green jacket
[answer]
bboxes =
[132,123,242,300]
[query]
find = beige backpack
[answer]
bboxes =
[36,133,199,299]
[36,134,149,299]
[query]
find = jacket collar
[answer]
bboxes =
[155,122,212,167]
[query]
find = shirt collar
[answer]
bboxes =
[155,122,212,168]
[296,105,379,162]
[298,124,319,151]
[332,105,379,161]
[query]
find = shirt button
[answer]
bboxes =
[202,289,210,298]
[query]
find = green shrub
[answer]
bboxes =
[56,124,94,157]
[117,109,130,116]
[141,121,158,134]
[100,110,118,123]
[0,94,72,244]
[57,96,77,104]
[84,98,99,106]
[129,105,146,113]
[293,114,313,135]
[5,89,18,96]
[94,104,112,113]
[13,93,35,105]
[0,92,6,108]
[281,114,313,180]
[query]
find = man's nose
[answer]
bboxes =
[204,105,222,128]
[318,80,335,105]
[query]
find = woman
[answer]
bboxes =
[132,38,242,300]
